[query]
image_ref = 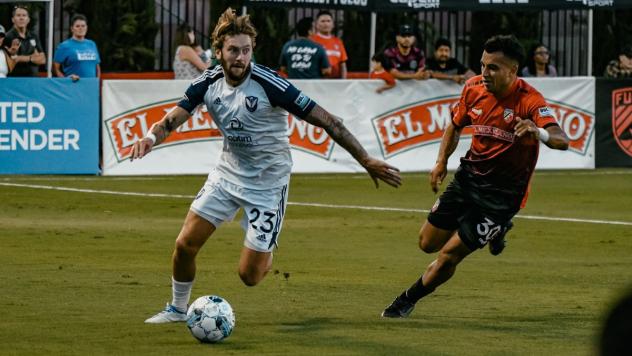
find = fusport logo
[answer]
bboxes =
[287,115,335,159]
[612,87,632,157]
[104,99,221,162]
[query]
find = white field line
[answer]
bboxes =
[2,182,631,227]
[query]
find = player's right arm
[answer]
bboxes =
[129,106,191,160]
[430,121,462,193]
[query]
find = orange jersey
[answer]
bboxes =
[310,33,348,78]
[370,70,396,86]
[452,75,559,207]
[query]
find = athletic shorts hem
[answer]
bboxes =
[189,207,222,229]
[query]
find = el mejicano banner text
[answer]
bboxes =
[101,77,595,175]
[0,78,100,174]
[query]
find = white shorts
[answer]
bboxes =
[190,174,289,253]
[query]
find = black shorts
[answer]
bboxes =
[427,168,522,251]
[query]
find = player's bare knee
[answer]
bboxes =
[419,237,440,253]
[238,270,262,287]
[174,238,200,259]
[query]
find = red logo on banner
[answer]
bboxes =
[288,115,335,159]
[104,100,221,161]
[372,98,594,158]
[612,88,632,157]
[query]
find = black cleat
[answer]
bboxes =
[381,295,416,318]
[489,221,513,256]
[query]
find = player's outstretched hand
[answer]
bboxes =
[129,138,154,161]
[514,117,538,139]
[362,157,401,188]
[430,161,448,193]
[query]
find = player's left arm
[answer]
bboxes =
[303,105,401,188]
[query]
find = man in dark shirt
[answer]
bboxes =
[383,24,429,81]
[279,17,330,79]
[426,38,475,84]
[4,5,46,77]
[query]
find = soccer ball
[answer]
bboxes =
[186,295,235,343]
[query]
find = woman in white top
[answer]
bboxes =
[173,24,210,79]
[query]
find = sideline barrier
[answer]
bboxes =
[595,79,632,167]
[0,78,100,174]
[102,78,595,175]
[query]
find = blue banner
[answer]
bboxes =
[0,78,100,174]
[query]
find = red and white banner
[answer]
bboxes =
[101,77,595,175]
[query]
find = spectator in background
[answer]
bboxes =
[0,24,19,77]
[173,24,211,79]
[279,17,330,79]
[383,24,429,81]
[604,45,632,79]
[310,11,348,79]
[426,38,475,84]
[521,43,557,77]
[370,52,395,94]
[53,14,100,81]
[4,5,46,77]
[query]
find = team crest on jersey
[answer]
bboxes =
[612,87,632,157]
[227,117,244,130]
[245,96,258,112]
[503,108,514,123]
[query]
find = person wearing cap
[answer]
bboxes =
[3,5,46,77]
[426,37,475,84]
[604,45,632,79]
[0,24,20,78]
[383,24,429,81]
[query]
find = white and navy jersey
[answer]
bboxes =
[177,63,317,189]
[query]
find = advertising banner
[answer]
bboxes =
[101,77,594,175]
[0,78,100,174]
[595,78,632,167]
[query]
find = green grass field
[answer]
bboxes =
[1,170,631,355]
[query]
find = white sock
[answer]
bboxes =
[171,277,193,312]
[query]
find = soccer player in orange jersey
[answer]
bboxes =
[310,11,348,79]
[382,35,570,318]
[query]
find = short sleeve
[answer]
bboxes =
[319,47,330,69]
[339,39,348,62]
[53,43,67,64]
[177,75,210,113]
[34,35,44,52]
[252,64,317,119]
[528,92,558,128]
[451,85,471,128]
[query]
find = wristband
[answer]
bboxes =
[537,128,550,143]
[144,132,157,144]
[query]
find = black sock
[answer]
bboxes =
[401,275,435,303]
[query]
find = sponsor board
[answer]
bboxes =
[611,87,632,157]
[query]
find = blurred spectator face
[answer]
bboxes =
[434,45,451,62]
[480,50,518,96]
[315,14,333,35]
[6,38,20,55]
[620,54,632,69]
[12,7,30,29]
[188,31,195,45]
[217,34,252,83]
[71,19,88,39]
[371,59,383,72]
[396,34,415,49]
[533,46,550,65]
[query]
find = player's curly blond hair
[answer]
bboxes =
[212,8,257,51]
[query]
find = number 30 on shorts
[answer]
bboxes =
[248,208,276,233]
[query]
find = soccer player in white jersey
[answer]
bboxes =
[131,8,402,323]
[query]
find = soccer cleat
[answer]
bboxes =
[144,303,188,324]
[381,295,416,318]
[489,221,513,256]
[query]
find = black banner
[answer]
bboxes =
[245,0,632,11]
[595,78,632,167]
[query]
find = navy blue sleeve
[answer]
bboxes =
[177,75,210,113]
[251,64,317,119]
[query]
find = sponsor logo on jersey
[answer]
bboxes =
[612,87,632,157]
[287,114,335,159]
[293,93,311,110]
[104,99,221,162]
[245,96,258,112]
[214,97,222,105]
[226,117,244,130]
[503,108,514,123]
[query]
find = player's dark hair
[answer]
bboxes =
[70,14,87,27]
[295,17,313,37]
[316,10,333,20]
[484,35,526,67]
[434,38,452,50]
[12,4,29,17]
[212,7,257,50]
[371,52,387,68]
